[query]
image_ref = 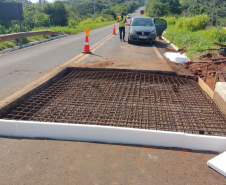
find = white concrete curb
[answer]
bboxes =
[162,36,179,51]
[0,119,225,152]
[0,34,68,55]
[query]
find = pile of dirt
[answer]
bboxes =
[78,61,114,68]
[184,52,226,90]
[198,52,226,60]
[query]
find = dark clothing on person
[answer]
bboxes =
[119,27,125,40]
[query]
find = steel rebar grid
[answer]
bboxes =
[3,70,226,136]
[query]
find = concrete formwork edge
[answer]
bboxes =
[0,119,226,152]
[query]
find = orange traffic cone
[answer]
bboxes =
[113,25,116,35]
[83,35,92,54]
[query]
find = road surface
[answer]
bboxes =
[0,6,225,185]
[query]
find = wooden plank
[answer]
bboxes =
[219,75,225,82]
[213,72,219,90]
[204,65,208,82]
[211,57,226,61]
[214,60,226,64]
[213,42,226,48]
[192,60,212,63]
[213,92,226,116]
[198,77,214,99]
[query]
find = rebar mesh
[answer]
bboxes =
[3,70,226,136]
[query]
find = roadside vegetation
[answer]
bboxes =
[0,0,145,51]
[162,15,226,58]
[164,25,226,58]
[145,0,226,26]
[145,0,226,59]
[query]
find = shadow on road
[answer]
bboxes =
[155,40,170,49]
[127,40,169,49]
[128,42,154,48]
[90,53,102,57]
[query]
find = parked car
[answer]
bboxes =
[127,17,167,44]
[127,14,132,19]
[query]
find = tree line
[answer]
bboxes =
[145,0,226,26]
[0,0,145,33]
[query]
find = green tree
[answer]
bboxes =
[43,1,68,26]
[168,0,181,14]
[53,1,68,26]
[148,0,170,17]
[24,5,50,29]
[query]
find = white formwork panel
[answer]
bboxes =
[183,134,226,152]
[207,151,226,177]
[16,120,185,148]
[215,82,226,102]
[1,119,226,152]
[0,119,17,137]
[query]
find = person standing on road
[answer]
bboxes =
[117,12,127,42]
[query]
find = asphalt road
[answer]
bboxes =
[0,8,143,102]
[0,24,116,101]
[0,6,225,185]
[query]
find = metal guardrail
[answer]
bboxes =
[0,31,62,42]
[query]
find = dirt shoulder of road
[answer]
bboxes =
[185,52,226,90]
[155,38,195,78]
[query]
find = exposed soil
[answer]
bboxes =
[184,52,226,90]
[157,37,226,89]
[78,61,114,68]
[156,38,194,77]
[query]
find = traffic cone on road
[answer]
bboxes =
[113,25,116,35]
[83,35,92,54]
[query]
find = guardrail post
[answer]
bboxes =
[19,20,22,32]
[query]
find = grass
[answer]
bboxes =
[175,14,209,32]
[33,21,115,34]
[164,25,226,58]
[0,21,115,51]
[0,41,16,51]
[161,16,177,25]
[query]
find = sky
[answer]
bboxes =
[30,0,54,4]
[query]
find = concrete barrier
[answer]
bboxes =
[1,119,226,152]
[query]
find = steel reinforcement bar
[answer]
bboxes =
[2,70,226,136]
